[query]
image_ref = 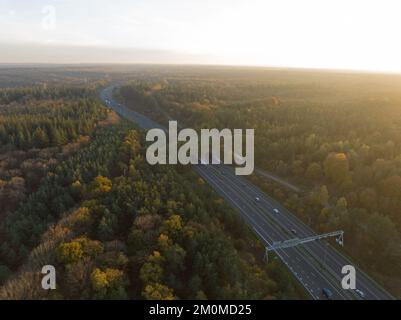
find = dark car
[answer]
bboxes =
[322,288,333,300]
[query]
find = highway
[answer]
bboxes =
[100,85,394,300]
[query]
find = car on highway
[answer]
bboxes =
[273,208,280,214]
[255,197,260,202]
[355,289,365,299]
[322,288,333,300]
[291,229,297,235]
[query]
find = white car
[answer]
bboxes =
[255,197,260,202]
[273,208,280,214]
[355,289,365,298]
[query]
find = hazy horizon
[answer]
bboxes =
[1,0,401,73]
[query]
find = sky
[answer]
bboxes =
[1,0,401,72]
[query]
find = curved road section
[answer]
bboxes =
[100,85,394,300]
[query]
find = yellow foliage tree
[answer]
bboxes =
[142,283,176,300]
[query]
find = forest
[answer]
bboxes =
[2,65,401,299]
[0,72,302,300]
[117,67,401,297]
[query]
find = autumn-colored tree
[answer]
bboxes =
[336,197,347,210]
[57,237,103,264]
[142,283,176,300]
[32,127,49,148]
[91,176,112,196]
[380,175,401,198]
[91,268,127,299]
[56,241,84,264]
[305,162,323,181]
[324,153,350,185]
[318,185,329,207]
[139,262,163,284]
[163,214,183,235]
[359,188,378,211]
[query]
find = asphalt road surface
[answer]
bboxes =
[100,85,394,300]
